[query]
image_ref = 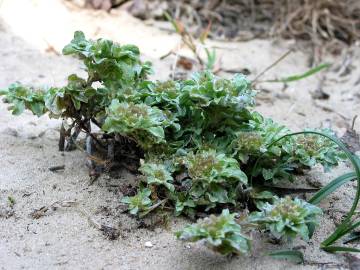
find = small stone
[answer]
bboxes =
[38,130,46,138]
[0,205,14,218]
[275,93,290,100]
[27,133,38,140]
[2,127,18,137]
[184,244,191,249]
[144,241,153,248]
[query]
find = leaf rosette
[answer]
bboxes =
[121,188,153,215]
[102,100,175,149]
[176,209,251,255]
[248,196,322,241]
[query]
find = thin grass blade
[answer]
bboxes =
[164,12,181,33]
[309,172,357,205]
[322,246,360,253]
[266,63,331,83]
[344,232,360,244]
[268,250,304,264]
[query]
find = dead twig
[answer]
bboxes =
[351,115,358,130]
[29,200,120,240]
[252,49,293,84]
[341,115,360,154]
[48,165,65,172]
[30,200,78,219]
[139,198,168,218]
[77,207,120,240]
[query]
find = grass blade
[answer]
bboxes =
[343,232,360,244]
[265,63,331,83]
[268,250,304,264]
[308,172,357,205]
[322,220,360,247]
[322,246,360,253]
[164,12,181,34]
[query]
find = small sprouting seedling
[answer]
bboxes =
[199,22,217,71]
[249,190,275,209]
[7,196,16,207]
[121,188,153,215]
[248,196,322,241]
[252,48,330,85]
[176,209,251,255]
[164,12,217,71]
[262,63,331,83]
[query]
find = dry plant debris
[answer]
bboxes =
[126,0,360,45]
[29,200,120,240]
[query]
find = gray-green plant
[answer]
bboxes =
[176,209,251,255]
[1,31,359,260]
[248,196,322,241]
[121,188,152,215]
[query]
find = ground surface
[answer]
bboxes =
[0,0,360,269]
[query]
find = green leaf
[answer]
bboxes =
[343,231,360,244]
[266,63,331,83]
[148,126,165,139]
[121,188,153,216]
[268,250,304,264]
[309,172,357,205]
[222,168,248,184]
[163,12,181,33]
[29,102,45,117]
[322,246,360,253]
[262,168,275,181]
[140,163,174,192]
[11,100,25,115]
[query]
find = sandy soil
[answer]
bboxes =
[0,1,360,269]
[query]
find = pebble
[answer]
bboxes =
[27,132,38,140]
[144,241,153,248]
[0,205,14,218]
[2,127,18,137]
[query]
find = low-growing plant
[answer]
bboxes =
[1,31,360,261]
[121,188,152,215]
[139,162,175,192]
[248,196,322,241]
[176,209,251,255]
